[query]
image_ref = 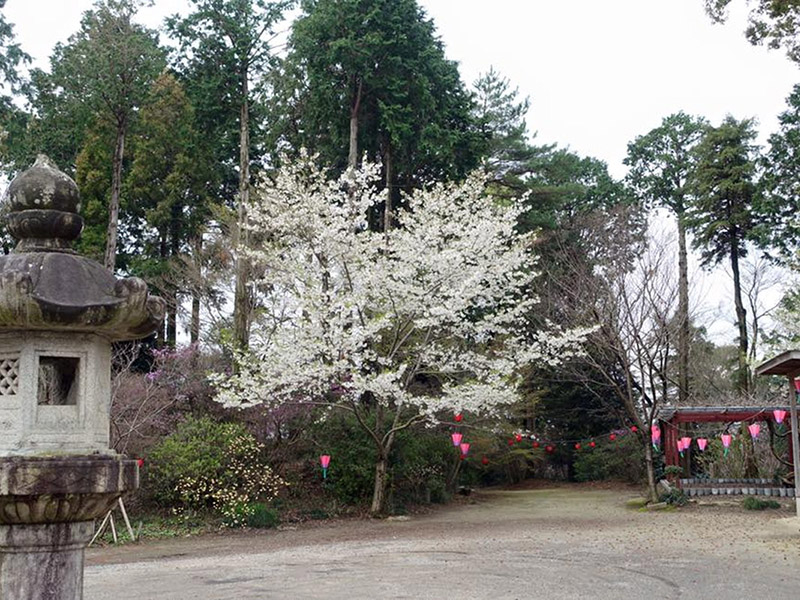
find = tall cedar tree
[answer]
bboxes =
[272,0,482,231]
[126,73,212,345]
[167,0,293,350]
[761,84,800,263]
[688,116,761,395]
[625,112,706,405]
[44,0,165,271]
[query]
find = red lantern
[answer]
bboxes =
[589,441,596,448]
[574,443,581,450]
[532,441,540,449]
[630,426,638,433]
[609,433,617,441]
[545,445,554,453]
[136,458,144,468]
[451,432,463,447]
[481,456,489,465]
[515,433,522,442]
[454,413,463,423]
[508,438,515,446]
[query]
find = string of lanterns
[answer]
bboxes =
[319,408,793,478]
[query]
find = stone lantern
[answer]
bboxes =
[0,156,165,599]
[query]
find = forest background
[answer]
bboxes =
[2,0,800,525]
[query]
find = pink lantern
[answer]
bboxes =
[650,425,661,446]
[795,379,800,394]
[320,454,331,479]
[459,442,470,457]
[774,409,787,425]
[721,434,732,457]
[681,436,692,450]
[677,439,685,456]
[697,438,708,451]
[747,423,760,440]
[451,432,463,447]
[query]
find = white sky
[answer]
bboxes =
[4,0,799,348]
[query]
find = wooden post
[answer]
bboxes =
[789,376,800,518]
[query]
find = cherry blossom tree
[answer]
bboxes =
[213,155,589,515]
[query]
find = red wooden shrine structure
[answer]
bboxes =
[656,406,792,468]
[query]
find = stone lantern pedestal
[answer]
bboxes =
[0,156,164,599]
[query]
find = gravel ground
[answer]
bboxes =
[84,484,800,599]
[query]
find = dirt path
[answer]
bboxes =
[85,484,800,599]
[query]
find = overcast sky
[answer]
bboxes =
[5,0,799,178]
[4,0,799,345]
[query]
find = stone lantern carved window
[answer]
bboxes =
[0,356,19,396]
[37,356,80,406]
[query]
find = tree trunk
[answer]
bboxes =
[190,236,202,344]
[643,435,658,502]
[348,78,362,169]
[677,211,690,405]
[383,143,393,234]
[370,451,390,516]
[233,71,252,350]
[104,123,126,271]
[730,238,749,395]
[166,289,177,347]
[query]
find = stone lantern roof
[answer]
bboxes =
[0,155,165,340]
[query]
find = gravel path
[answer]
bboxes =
[84,484,800,599]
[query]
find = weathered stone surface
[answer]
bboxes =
[0,521,93,600]
[0,155,165,341]
[0,456,137,525]
[0,155,152,599]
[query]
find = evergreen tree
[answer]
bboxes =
[625,112,707,405]
[39,0,166,270]
[167,0,293,350]
[688,116,761,395]
[271,0,482,231]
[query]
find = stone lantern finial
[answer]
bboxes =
[4,154,83,253]
[0,156,166,340]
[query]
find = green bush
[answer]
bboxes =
[659,488,688,506]
[247,503,280,528]
[573,434,645,483]
[742,497,781,510]
[309,414,377,505]
[146,416,285,526]
[393,427,452,505]
[307,413,454,509]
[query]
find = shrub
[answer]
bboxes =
[659,488,688,506]
[573,434,645,483]
[247,503,280,528]
[742,497,781,510]
[146,416,285,526]
[310,415,377,505]
[662,466,684,478]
